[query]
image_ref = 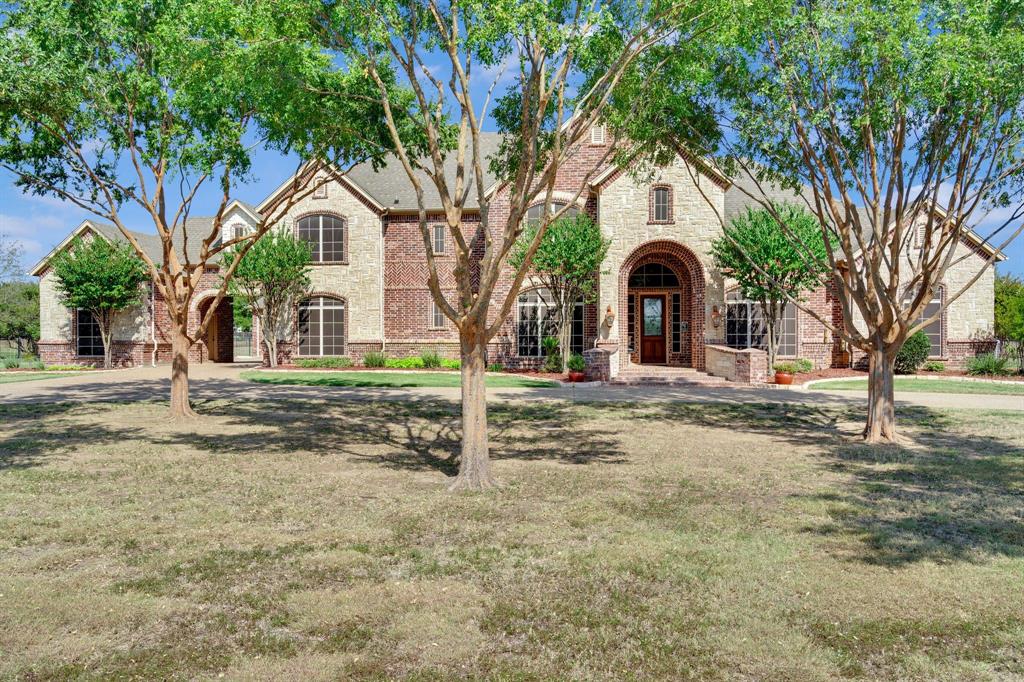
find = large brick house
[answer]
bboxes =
[32,126,1003,379]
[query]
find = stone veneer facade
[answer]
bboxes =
[36,134,1000,377]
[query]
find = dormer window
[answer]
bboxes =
[590,124,606,145]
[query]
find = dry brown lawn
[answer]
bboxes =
[1,397,1022,680]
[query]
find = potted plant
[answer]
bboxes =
[773,361,797,385]
[566,353,587,382]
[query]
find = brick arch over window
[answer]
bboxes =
[294,210,349,264]
[293,292,348,357]
[618,240,706,370]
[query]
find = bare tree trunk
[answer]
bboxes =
[99,314,113,370]
[262,315,278,368]
[170,323,197,420]
[450,329,497,491]
[864,347,897,443]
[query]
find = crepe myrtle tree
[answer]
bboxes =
[711,204,832,371]
[510,213,610,372]
[225,232,312,367]
[316,0,715,490]
[0,0,405,418]
[628,0,1024,442]
[50,236,150,368]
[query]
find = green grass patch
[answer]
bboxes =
[811,377,1024,395]
[2,399,1022,679]
[241,369,557,389]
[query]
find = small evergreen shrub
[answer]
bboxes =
[3,357,18,369]
[487,363,504,372]
[295,356,353,368]
[43,363,86,371]
[966,353,1010,376]
[894,331,930,374]
[440,358,461,370]
[542,336,560,357]
[567,353,586,372]
[363,351,387,368]
[923,360,946,372]
[420,350,442,369]
[385,357,424,369]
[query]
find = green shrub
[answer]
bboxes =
[294,356,353,369]
[440,358,461,370]
[420,350,442,369]
[894,331,930,374]
[3,357,18,369]
[385,357,424,369]
[487,363,504,372]
[43,363,85,371]
[793,358,814,373]
[923,360,946,372]
[567,353,586,372]
[543,353,562,373]
[773,361,798,374]
[966,353,1010,376]
[542,336,560,357]
[363,351,387,368]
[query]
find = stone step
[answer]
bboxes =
[608,368,730,387]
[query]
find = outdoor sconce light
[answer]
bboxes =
[711,305,722,328]
[603,305,616,328]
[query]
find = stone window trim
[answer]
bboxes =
[293,210,350,265]
[292,292,348,357]
[648,185,674,225]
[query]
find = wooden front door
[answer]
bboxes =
[640,295,667,364]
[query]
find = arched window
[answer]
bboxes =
[297,214,346,263]
[298,296,346,356]
[650,186,672,223]
[516,288,584,357]
[628,263,679,288]
[524,201,579,228]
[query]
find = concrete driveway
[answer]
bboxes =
[3,362,1022,411]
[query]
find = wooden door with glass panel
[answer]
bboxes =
[640,295,667,363]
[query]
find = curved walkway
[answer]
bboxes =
[2,363,1022,411]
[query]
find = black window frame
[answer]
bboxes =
[76,309,104,357]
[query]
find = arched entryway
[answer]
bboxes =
[618,240,706,370]
[196,295,235,363]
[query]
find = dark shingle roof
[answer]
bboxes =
[343,132,504,210]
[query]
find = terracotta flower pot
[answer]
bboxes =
[567,370,586,383]
[774,371,794,385]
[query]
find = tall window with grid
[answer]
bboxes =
[297,215,346,263]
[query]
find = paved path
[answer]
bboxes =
[3,363,1022,411]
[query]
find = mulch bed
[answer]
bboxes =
[786,368,1024,385]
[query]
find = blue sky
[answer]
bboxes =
[2,137,1023,278]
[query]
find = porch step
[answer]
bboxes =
[609,366,730,387]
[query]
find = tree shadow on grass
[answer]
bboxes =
[0,402,150,470]
[637,400,1024,566]
[148,399,628,478]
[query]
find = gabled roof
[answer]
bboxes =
[30,213,235,276]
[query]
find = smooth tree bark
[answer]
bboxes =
[638,0,1024,442]
[0,0,399,418]
[322,0,693,488]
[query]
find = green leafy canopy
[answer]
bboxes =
[712,204,833,303]
[50,236,149,314]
